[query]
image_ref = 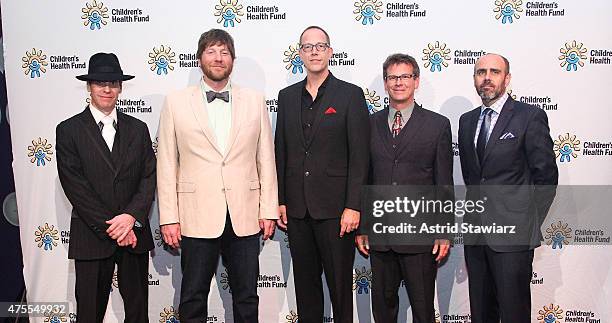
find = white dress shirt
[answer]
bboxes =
[473,93,509,147]
[201,79,232,154]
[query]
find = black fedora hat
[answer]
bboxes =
[76,52,134,82]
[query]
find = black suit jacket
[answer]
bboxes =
[56,108,155,260]
[368,105,454,253]
[458,97,558,252]
[275,74,370,219]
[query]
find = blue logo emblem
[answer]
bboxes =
[422,42,451,72]
[545,221,572,249]
[28,137,53,166]
[559,41,588,72]
[283,44,304,74]
[214,0,244,27]
[553,133,580,163]
[353,0,383,25]
[22,48,48,78]
[148,45,177,75]
[81,0,109,30]
[352,266,372,294]
[35,223,60,251]
[494,0,523,24]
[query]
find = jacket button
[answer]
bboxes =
[394,159,399,164]
[480,178,486,183]
[392,144,397,149]
[222,162,226,166]
[392,182,398,185]
[305,171,310,177]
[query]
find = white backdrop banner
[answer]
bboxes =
[2,0,611,322]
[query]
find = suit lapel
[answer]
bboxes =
[78,107,116,173]
[395,105,425,156]
[308,76,337,149]
[482,98,515,165]
[189,87,223,156]
[375,108,394,157]
[464,108,481,169]
[112,112,133,176]
[224,84,244,157]
[294,79,307,148]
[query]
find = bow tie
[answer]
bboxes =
[206,91,230,103]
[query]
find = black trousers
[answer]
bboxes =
[370,250,437,323]
[179,215,260,323]
[287,214,355,323]
[74,248,149,323]
[464,245,534,323]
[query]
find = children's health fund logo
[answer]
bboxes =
[213,0,286,27]
[353,0,428,25]
[148,45,177,75]
[22,48,86,79]
[422,42,487,72]
[538,304,602,323]
[558,40,612,72]
[493,0,566,24]
[553,132,612,163]
[81,0,150,30]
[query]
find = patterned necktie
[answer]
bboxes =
[98,117,116,151]
[476,107,493,162]
[391,110,403,138]
[206,91,230,103]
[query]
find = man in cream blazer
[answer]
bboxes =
[157,29,278,323]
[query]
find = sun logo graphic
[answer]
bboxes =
[553,133,580,163]
[434,310,441,323]
[283,231,290,248]
[283,44,304,75]
[81,0,109,30]
[537,303,564,323]
[159,306,180,323]
[493,0,523,24]
[27,137,53,166]
[220,267,232,293]
[352,266,372,294]
[153,227,166,247]
[545,221,572,249]
[285,310,299,323]
[148,46,177,76]
[22,48,48,78]
[559,41,588,72]
[353,0,383,26]
[35,223,60,251]
[422,42,451,72]
[44,310,68,323]
[214,0,244,27]
[364,88,382,114]
[507,89,517,100]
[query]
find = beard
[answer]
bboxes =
[202,64,233,82]
[477,81,504,102]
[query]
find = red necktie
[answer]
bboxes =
[392,110,403,138]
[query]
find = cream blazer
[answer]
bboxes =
[157,84,279,238]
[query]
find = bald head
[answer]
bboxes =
[475,53,510,75]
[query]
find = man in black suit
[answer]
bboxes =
[356,53,453,323]
[458,53,558,323]
[274,26,370,323]
[56,53,156,323]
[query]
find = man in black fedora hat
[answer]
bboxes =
[56,52,156,322]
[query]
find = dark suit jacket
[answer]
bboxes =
[368,105,454,253]
[56,107,155,260]
[275,74,370,219]
[458,97,558,252]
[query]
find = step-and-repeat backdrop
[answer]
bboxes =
[2,1,611,322]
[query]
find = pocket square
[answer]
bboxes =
[324,107,337,115]
[500,132,515,140]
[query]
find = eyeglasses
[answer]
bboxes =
[91,80,121,88]
[384,74,417,82]
[299,43,330,53]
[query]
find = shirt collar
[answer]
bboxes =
[389,101,415,120]
[481,93,509,116]
[89,103,117,124]
[201,79,232,96]
[302,71,332,96]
